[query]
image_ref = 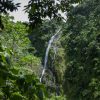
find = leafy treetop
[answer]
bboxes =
[0,0,20,30]
[25,0,83,28]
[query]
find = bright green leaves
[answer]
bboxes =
[0,43,12,97]
[10,92,26,100]
[0,40,45,100]
[0,15,47,100]
[15,69,46,100]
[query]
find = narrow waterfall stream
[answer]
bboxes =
[40,28,61,82]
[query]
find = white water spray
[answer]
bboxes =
[40,28,61,82]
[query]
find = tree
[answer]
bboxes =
[0,0,20,29]
[0,0,20,13]
[25,0,82,28]
[0,15,46,100]
[63,0,100,99]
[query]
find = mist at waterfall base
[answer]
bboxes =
[40,28,62,82]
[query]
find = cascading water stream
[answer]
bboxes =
[40,28,61,82]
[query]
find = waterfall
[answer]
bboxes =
[40,28,61,82]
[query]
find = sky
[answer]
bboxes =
[10,0,29,22]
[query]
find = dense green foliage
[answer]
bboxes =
[29,19,63,57]
[63,0,100,99]
[0,0,100,100]
[0,15,46,100]
[0,0,20,29]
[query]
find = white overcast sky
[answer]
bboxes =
[10,0,29,22]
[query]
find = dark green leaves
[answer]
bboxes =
[63,0,100,99]
[0,0,20,13]
[25,0,82,28]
